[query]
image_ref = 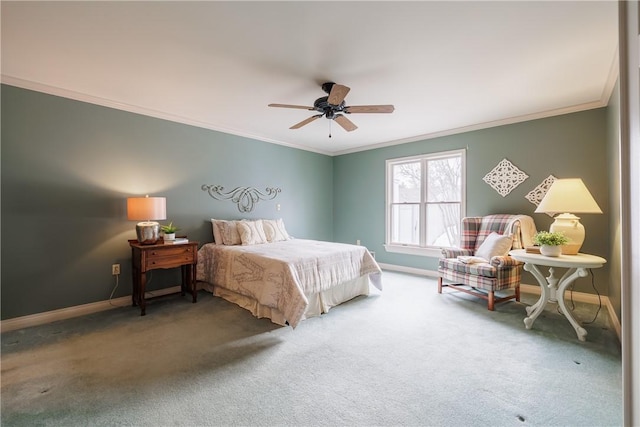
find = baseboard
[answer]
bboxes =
[519,283,604,304]
[605,297,622,340]
[378,263,440,278]
[1,285,186,333]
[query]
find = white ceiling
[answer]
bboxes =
[1,1,618,156]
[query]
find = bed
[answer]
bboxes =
[196,219,382,327]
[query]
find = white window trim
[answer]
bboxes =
[384,148,466,257]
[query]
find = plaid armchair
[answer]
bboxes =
[438,214,537,310]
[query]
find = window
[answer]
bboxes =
[385,149,465,257]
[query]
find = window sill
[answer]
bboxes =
[384,244,442,258]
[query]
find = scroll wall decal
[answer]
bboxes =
[201,185,281,212]
[482,158,529,197]
[525,175,557,217]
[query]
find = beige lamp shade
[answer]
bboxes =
[534,178,601,255]
[127,196,167,221]
[127,196,166,244]
[535,178,602,214]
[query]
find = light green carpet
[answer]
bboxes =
[1,272,621,426]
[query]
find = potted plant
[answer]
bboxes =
[533,231,569,257]
[160,222,179,241]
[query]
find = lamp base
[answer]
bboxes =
[136,221,161,245]
[549,213,584,255]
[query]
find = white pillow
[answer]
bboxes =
[475,232,512,262]
[237,220,268,245]
[211,219,241,245]
[211,219,223,244]
[262,218,290,242]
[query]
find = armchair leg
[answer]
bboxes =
[439,278,518,311]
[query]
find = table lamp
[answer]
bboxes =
[534,178,602,255]
[127,195,167,244]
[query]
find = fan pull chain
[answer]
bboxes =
[328,119,332,138]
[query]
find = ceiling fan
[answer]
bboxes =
[268,82,394,136]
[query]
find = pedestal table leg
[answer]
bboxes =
[556,267,589,341]
[523,263,551,329]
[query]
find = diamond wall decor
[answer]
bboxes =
[525,175,557,217]
[482,158,529,197]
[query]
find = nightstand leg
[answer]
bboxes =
[132,266,139,307]
[180,265,186,296]
[189,264,197,303]
[139,272,147,316]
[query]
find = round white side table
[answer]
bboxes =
[509,249,607,341]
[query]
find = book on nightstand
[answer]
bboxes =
[163,238,189,244]
[525,246,541,254]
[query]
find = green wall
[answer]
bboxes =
[1,85,333,320]
[1,83,619,320]
[333,108,611,295]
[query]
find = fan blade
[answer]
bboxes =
[344,105,395,114]
[328,84,350,105]
[290,114,322,129]
[334,114,358,132]
[268,103,314,110]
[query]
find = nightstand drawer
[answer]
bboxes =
[144,245,196,269]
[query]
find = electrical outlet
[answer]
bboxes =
[112,264,120,275]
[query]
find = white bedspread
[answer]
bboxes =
[197,239,382,327]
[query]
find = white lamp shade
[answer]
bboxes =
[535,178,602,214]
[127,196,167,221]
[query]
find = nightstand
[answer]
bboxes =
[129,239,199,315]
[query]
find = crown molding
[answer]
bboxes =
[0,75,334,157]
[2,74,615,158]
[333,99,610,156]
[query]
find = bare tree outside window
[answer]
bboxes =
[427,156,461,246]
[391,161,421,245]
[387,150,464,251]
